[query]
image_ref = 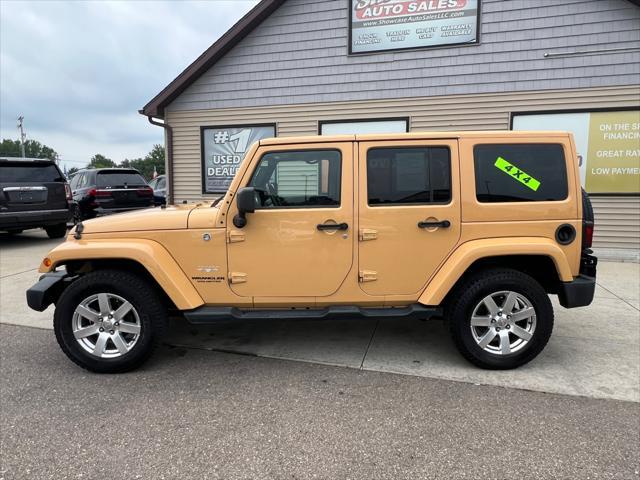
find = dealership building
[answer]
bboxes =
[141,0,640,253]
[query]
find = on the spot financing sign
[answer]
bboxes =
[512,110,640,194]
[201,125,275,193]
[350,0,479,54]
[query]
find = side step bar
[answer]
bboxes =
[183,304,440,325]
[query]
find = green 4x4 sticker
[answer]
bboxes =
[494,157,541,191]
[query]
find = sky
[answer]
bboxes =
[0,0,259,172]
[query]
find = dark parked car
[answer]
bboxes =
[69,168,154,222]
[0,157,71,238]
[148,174,167,206]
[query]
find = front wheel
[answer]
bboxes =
[54,270,167,373]
[446,268,554,370]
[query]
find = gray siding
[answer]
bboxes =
[168,0,640,111]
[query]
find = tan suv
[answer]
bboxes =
[27,132,597,373]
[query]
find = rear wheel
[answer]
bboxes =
[54,270,167,373]
[72,205,83,224]
[45,223,67,239]
[446,268,553,369]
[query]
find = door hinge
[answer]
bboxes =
[227,230,245,243]
[229,272,247,284]
[359,228,378,241]
[359,270,377,282]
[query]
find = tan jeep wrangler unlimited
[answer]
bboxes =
[27,132,597,373]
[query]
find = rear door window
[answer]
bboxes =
[367,147,451,205]
[69,174,80,189]
[97,171,146,188]
[78,173,89,188]
[1,162,64,182]
[474,144,568,202]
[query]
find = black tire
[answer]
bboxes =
[446,268,553,370]
[45,223,68,239]
[72,205,83,224]
[54,270,167,373]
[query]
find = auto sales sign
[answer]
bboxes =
[350,0,479,54]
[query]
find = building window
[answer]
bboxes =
[249,150,341,208]
[367,147,451,206]
[474,144,568,203]
[319,118,409,135]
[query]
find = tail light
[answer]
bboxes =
[581,189,595,251]
[64,183,72,201]
[88,188,112,198]
[136,187,153,197]
[583,223,594,249]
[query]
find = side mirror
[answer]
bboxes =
[233,187,256,228]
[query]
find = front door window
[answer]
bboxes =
[248,150,341,208]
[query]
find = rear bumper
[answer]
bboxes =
[0,208,71,230]
[94,206,153,216]
[558,271,596,309]
[26,271,72,312]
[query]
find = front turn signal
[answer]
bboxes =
[43,258,52,268]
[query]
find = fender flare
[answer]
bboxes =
[40,238,204,310]
[418,237,573,306]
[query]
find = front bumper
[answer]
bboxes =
[26,271,72,312]
[94,205,154,216]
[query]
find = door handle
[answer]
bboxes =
[418,219,451,229]
[317,222,349,231]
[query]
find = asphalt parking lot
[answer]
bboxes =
[2,323,639,480]
[1,229,639,479]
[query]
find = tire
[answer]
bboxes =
[446,268,553,370]
[72,205,83,225]
[45,223,68,239]
[54,270,167,373]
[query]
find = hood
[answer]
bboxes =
[77,204,197,234]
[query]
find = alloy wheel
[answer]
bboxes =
[72,293,141,358]
[469,290,537,355]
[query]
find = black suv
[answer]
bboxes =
[0,157,71,238]
[69,168,154,222]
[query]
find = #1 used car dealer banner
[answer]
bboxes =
[201,125,276,193]
[350,0,479,54]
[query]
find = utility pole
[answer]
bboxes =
[17,116,26,158]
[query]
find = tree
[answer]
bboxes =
[122,144,165,180]
[67,167,80,177]
[88,154,116,169]
[0,138,58,160]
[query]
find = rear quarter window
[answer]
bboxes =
[473,144,568,202]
